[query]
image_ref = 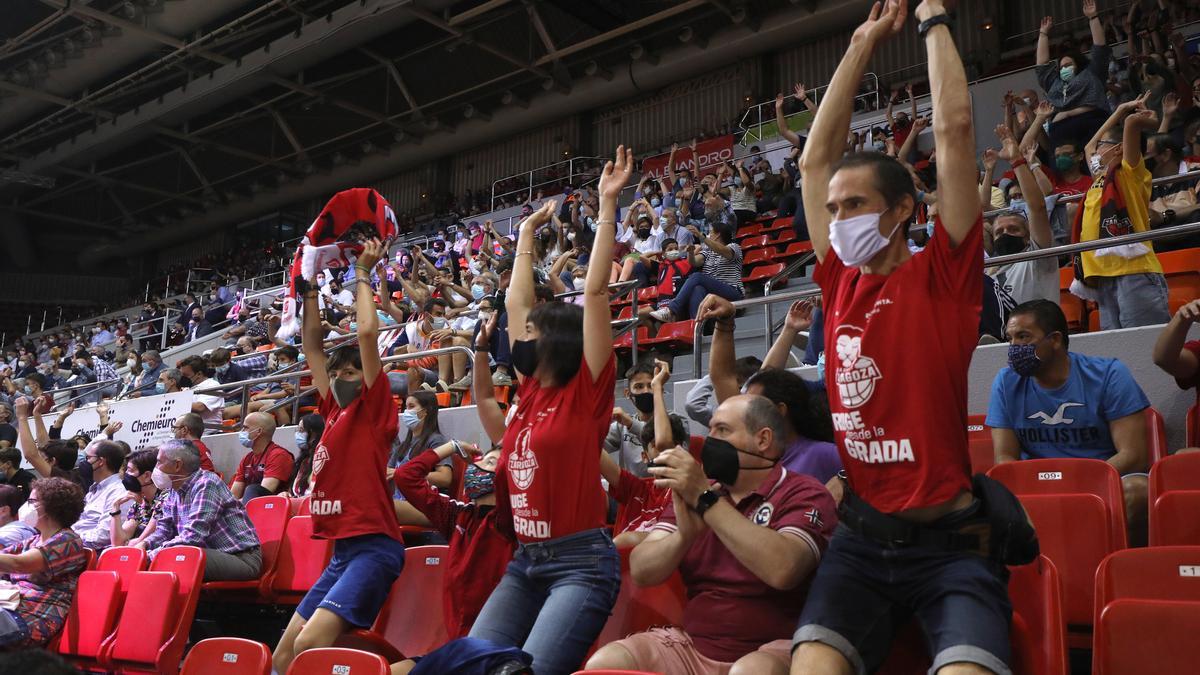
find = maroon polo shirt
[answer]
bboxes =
[651,464,837,662]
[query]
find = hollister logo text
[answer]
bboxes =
[509,427,539,491]
[834,327,881,409]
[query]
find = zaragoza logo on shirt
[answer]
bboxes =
[833,326,881,409]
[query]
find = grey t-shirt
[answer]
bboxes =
[989,240,1059,306]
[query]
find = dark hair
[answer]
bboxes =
[0,447,20,469]
[128,449,158,475]
[292,413,326,496]
[210,348,231,366]
[1010,299,1070,349]
[327,344,363,371]
[277,346,300,362]
[91,440,125,473]
[400,391,441,462]
[528,301,584,387]
[178,412,204,439]
[744,368,835,442]
[713,221,737,245]
[533,284,557,304]
[1148,133,1182,160]
[832,152,918,223]
[179,355,210,378]
[0,484,25,516]
[742,395,790,454]
[639,413,689,449]
[734,356,763,385]
[423,297,449,314]
[42,440,78,473]
[31,477,85,527]
[25,372,45,389]
[624,361,656,381]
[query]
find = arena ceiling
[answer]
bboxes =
[0,0,850,269]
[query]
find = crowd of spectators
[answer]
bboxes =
[1,1,1200,671]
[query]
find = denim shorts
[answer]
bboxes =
[0,609,30,647]
[794,524,1013,675]
[297,533,406,628]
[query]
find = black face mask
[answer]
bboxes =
[631,392,655,415]
[76,455,94,486]
[511,339,538,378]
[122,474,143,493]
[992,233,1026,257]
[701,436,779,486]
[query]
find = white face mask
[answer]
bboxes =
[572,277,586,291]
[1089,154,1103,174]
[829,211,901,267]
[151,467,175,491]
[18,502,38,528]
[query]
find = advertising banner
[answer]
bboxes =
[40,391,195,452]
[640,135,735,181]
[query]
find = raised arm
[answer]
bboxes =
[1152,300,1200,380]
[650,360,674,451]
[1022,101,1055,156]
[765,299,815,369]
[919,0,981,244]
[354,240,386,388]
[506,201,557,350]
[300,284,330,399]
[584,147,633,380]
[980,149,998,210]
[1083,0,1104,49]
[776,93,803,148]
[998,124,1052,249]
[666,143,680,186]
[897,115,928,162]
[1124,104,1159,167]
[1037,15,1053,65]
[800,0,907,262]
[697,295,741,404]
[13,397,52,478]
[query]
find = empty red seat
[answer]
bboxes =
[288,496,311,516]
[1145,407,1167,465]
[639,320,696,352]
[770,230,798,246]
[779,240,815,259]
[96,545,147,595]
[762,216,792,233]
[740,247,775,267]
[742,263,784,285]
[1150,491,1200,545]
[100,571,181,674]
[338,545,450,662]
[636,287,659,303]
[966,414,995,474]
[1095,546,1200,619]
[181,637,272,675]
[614,326,649,353]
[54,570,122,667]
[286,647,389,675]
[739,234,771,250]
[204,494,289,597]
[988,458,1127,546]
[1093,599,1200,675]
[616,305,634,321]
[109,545,206,675]
[735,223,763,240]
[1160,247,1200,314]
[268,515,333,603]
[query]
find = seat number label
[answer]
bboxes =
[1180,566,1200,577]
[1037,472,1062,480]
[222,653,238,663]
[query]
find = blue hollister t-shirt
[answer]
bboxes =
[985,352,1150,461]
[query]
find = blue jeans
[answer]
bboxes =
[1095,272,1170,330]
[668,273,744,319]
[468,528,621,675]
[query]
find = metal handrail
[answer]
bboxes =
[490,156,605,211]
[982,167,1200,219]
[49,377,124,411]
[739,73,881,144]
[761,250,817,353]
[693,218,1200,377]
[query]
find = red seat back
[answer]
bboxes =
[286,647,389,675]
[181,637,272,675]
[743,263,784,283]
[244,495,289,579]
[106,571,180,666]
[1095,546,1200,626]
[371,545,449,658]
[1188,402,1197,448]
[288,496,311,516]
[593,548,686,651]
[1150,451,1200,501]
[144,546,206,674]
[741,248,773,267]
[988,458,1127,548]
[966,414,994,474]
[272,515,333,595]
[1150,491,1200,546]
[56,570,121,660]
[1094,599,1200,675]
[1145,407,1167,465]
[96,546,147,595]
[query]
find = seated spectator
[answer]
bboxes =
[0,485,35,548]
[393,440,513,642]
[73,440,132,550]
[210,347,251,402]
[606,361,659,477]
[231,412,294,503]
[601,361,683,548]
[172,413,217,472]
[1151,298,1200,452]
[648,220,744,322]
[0,404,16,447]
[390,392,451,500]
[684,357,762,427]
[987,300,1150,543]
[0,447,35,498]
[108,449,164,547]
[0,477,87,647]
[126,350,164,398]
[138,440,262,582]
[178,356,226,427]
[586,395,836,674]
[289,413,325,498]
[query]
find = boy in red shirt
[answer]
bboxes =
[1152,298,1200,452]
[272,238,406,674]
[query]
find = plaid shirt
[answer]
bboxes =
[91,356,119,385]
[235,353,269,379]
[2,529,88,646]
[143,469,260,556]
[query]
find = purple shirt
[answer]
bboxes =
[780,436,842,484]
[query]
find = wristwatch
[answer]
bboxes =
[917,14,953,38]
[694,490,720,516]
[109,510,122,517]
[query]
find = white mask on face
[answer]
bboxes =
[1089,154,1103,174]
[828,211,901,267]
[151,467,175,491]
[18,502,38,527]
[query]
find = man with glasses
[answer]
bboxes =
[172,413,216,473]
[72,440,131,550]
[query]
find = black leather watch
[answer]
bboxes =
[917,14,953,38]
[694,489,720,516]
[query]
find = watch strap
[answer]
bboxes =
[694,489,720,516]
[917,14,953,38]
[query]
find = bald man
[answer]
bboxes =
[231,411,295,503]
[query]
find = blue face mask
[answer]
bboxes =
[815,351,826,381]
[1060,65,1075,82]
[734,176,743,187]
[238,430,254,448]
[1007,341,1045,377]
[471,284,486,300]
[926,222,935,238]
[155,382,166,395]
[650,197,661,207]
[348,322,357,332]
[294,431,308,450]
[400,410,422,429]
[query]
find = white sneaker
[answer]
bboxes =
[648,307,675,323]
[448,375,472,391]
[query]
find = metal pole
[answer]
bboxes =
[58,306,63,326]
[630,289,639,358]
[40,310,46,332]
[144,283,149,302]
[26,314,31,335]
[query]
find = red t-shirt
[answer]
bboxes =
[235,442,295,489]
[655,258,693,299]
[496,354,615,542]
[1052,171,1095,197]
[192,440,216,473]
[611,469,670,535]
[815,217,982,513]
[1175,340,1200,446]
[650,466,837,662]
[312,376,402,541]
[393,449,513,638]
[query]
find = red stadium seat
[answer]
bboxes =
[181,638,272,675]
[614,326,650,353]
[84,548,97,571]
[639,320,696,352]
[1093,599,1200,675]
[735,223,763,240]
[739,235,771,251]
[1057,268,1085,332]
[740,247,775,268]
[1150,491,1200,546]
[338,545,450,663]
[742,263,784,285]
[616,305,634,321]
[96,545,147,595]
[779,240,815,259]
[100,571,181,674]
[762,216,792,234]
[1189,402,1197,448]
[591,548,686,660]
[1144,407,1167,465]
[53,570,122,667]
[288,496,311,516]
[989,460,1126,645]
[1159,247,1200,314]
[1149,450,1200,498]
[112,545,206,675]
[269,515,334,604]
[636,287,659,303]
[966,414,994,474]
[769,230,798,247]
[1095,546,1200,621]
[203,495,289,597]
[286,648,389,675]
